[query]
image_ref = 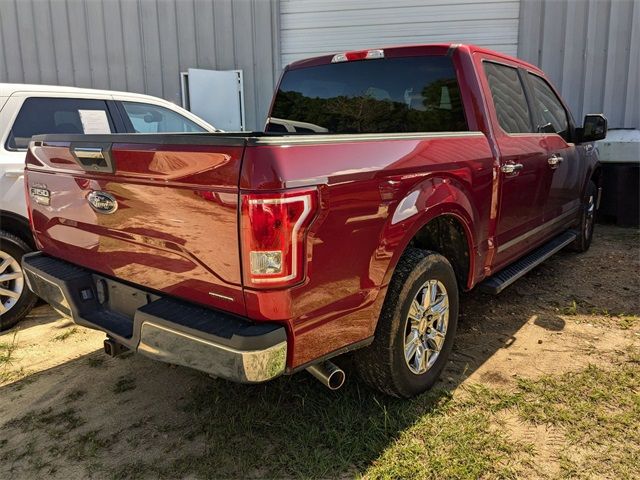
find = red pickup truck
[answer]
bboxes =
[21,44,606,397]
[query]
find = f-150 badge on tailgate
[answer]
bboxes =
[87,191,118,214]
[29,184,51,206]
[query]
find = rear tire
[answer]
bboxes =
[569,180,597,253]
[354,249,459,398]
[0,230,37,331]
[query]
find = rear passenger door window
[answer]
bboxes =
[527,73,569,140]
[483,62,533,134]
[6,97,114,150]
[118,102,206,133]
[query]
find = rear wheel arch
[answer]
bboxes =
[589,165,603,199]
[381,204,476,293]
[380,174,479,287]
[0,210,35,250]
[591,166,603,186]
[407,214,473,289]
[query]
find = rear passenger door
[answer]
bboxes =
[524,73,581,224]
[480,59,552,266]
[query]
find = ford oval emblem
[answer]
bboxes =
[87,191,118,214]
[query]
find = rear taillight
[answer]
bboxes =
[240,188,317,289]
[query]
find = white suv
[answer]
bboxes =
[0,84,216,330]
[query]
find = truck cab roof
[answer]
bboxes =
[286,43,543,75]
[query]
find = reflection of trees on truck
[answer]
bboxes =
[268,80,465,134]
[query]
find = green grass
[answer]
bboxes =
[4,407,85,440]
[108,357,639,480]
[466,359,640,479]
[113,375,136,394]
[65,389,87,404]
[513,364,639,478]
[363,404,526,479]
[0,331,19,383]
[111,382,426,478]
[561,300,579,316]
[108,375,525,480]
[618,315,639,330]
[52,327,79,342]
[87,355,106,368]
[0,331,18,364]
[0,343,16,364]
[2,356,638,479]
[66,430,111,461]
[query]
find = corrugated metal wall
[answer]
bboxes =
[280,0,521,68]
[1,0,636,131]
[0,0,280,130]
[518,0,639,129]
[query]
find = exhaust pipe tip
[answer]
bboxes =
[306,361,345,390]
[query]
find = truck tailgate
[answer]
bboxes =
[25,134,247,315]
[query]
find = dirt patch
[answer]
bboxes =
[450,225,639,389]
[495,410,567,478]
[0,225,638,479]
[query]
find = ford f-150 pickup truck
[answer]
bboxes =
[21,44,606,397]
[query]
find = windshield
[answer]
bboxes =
[267,56,467,134]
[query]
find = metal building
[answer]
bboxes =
[0,0,637,131]
[0,0,281,130]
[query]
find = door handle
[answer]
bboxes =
[548,154,564,169]
[500,163,523,175]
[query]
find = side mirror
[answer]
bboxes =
[143,111,163,123]
[578,114,607,142]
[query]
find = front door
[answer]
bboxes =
[525,73,582,224]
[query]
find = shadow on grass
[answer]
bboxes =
[0,349,457,479]
[159,375,454,479]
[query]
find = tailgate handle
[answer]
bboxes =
[73,147,104,160]
[70,143,114,173]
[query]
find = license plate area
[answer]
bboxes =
[92,274,159,319]
[83,275,160,339]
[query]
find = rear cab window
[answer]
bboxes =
[267,55,468,134]
[6,97,114,150]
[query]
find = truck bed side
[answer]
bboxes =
[240,132,494,366]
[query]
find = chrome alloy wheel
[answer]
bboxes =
[585,194,595,240]
[404,279,450,375]
[0,250,24,315]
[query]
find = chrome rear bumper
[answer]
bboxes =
[22,252,287,383]
[137,321,287,383]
